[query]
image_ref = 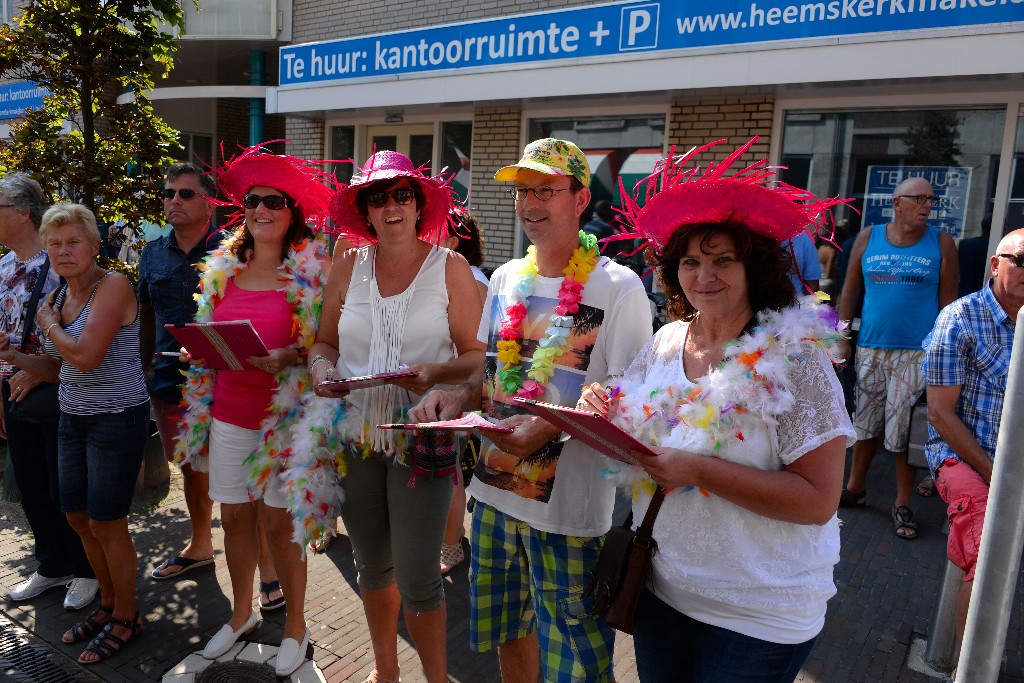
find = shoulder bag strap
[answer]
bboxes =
[19,256,51,353]
[636,485,666,536]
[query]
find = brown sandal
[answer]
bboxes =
[62,604,113,644]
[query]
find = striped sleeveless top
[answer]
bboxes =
[44,274,150,415]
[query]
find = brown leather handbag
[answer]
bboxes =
[586,486,666,634]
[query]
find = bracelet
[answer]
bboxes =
[308,354,333,374]
[43,322,59,339]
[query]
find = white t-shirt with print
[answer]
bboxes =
[467,255,652,537]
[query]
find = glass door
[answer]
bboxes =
[364,124,434,169]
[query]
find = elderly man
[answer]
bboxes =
[0,172,96,609]
[837,177,958,539]
[412,138,651,682]
[924,227,1023,668]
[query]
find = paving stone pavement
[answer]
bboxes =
[1,448,1021,682]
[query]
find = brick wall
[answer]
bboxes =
[469,106,522,268]
[284,117,326,159]
[292,0,607,44]
[214,100,286,162]
[668,93,775,164]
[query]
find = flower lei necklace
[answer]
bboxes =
[496,230,599,398]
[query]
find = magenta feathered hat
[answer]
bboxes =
[618,137,852,254]
[328,150,456,245]
[214,142,339,232]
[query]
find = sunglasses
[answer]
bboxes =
[160,188,199,200]
[998,253,1024,268]
[242,193,292,211]
[896,194,938,206]
[366,187,416,209]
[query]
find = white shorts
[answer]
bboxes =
[208,418,287,508]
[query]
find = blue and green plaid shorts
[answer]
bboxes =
[469,500,615,682]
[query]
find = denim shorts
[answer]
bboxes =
[58,402,150,521]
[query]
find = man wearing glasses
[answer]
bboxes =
[137,162,222,580]
[411,138,651,682]
[837,177,959,540]
[922,227,1023,675]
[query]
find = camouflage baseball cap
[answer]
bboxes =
[494,138,590,188]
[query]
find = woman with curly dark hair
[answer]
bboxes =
[579,138,856,682]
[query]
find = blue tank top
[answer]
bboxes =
[859,224,942,349]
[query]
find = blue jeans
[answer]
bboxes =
[632,588,816,683]
[58,403,149,521]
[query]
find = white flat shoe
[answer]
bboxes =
[201,611,259,659]
[275,627,311,676]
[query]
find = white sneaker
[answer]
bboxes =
[63,578,99,610]
[9,572,74,601]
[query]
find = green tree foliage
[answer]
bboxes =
[903,111,962,166]
[0,0,193,234]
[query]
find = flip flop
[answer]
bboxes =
[150,554,215,580]
[259,580,286,611]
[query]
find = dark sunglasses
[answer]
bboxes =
[366,187,416,209]
[998,253,1024,268]
[242,193,291,211]
[160,188,199,200]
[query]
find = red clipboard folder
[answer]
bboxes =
[164,320,269,371]
[318,370,419,392]
[512,397,656,466]
[377,412,514,434]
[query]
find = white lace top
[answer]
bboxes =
[623,319,855,644]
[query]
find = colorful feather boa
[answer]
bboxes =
[606,293,847,496]
[173,231,328,510]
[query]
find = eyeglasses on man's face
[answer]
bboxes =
[998,253,1024,268]
[508,186,570,202]
[160,188,200,201]
[366,187,416,209]
[242,193,291,211]
[896,194,938,206]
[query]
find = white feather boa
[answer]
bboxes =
[606,294,847,491]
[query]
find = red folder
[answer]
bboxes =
[319,370,419,392]
[512,397,656,466]
[377,412,513,434]
[164,320,269,371]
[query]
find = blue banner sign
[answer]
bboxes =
[0,82,49,120]
[279,0,1023,85]
[863,165,973,238]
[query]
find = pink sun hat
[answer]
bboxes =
[328,150,456,245]
[214,142,339,232]
[618,137,854,254]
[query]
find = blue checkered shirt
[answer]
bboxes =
[922,282,1014,476]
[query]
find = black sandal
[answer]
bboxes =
[78,612,141,664]
[892,505,918,540]
[62,604,113,644]
[839,487,867,508]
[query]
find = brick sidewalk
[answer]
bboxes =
[1,451,1021,682]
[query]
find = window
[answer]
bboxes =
[440,122,472,204]
[780,108,1006,240]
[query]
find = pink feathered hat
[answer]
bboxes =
[328,150,455,245]
[215,142,339,232]
[618,137,852,254]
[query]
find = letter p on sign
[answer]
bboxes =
[620,4,660,51]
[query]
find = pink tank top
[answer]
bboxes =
[211,279,293,429]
